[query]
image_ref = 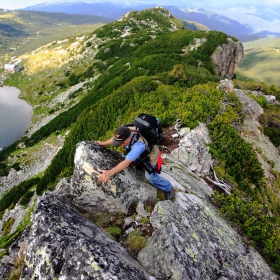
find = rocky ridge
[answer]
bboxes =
[0,8,276,279]
[0,12,244,199]
[1,80,280,279]
[13,138,278,279]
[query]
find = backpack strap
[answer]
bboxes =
[125,127,147,153]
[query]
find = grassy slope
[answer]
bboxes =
[0,9,112,60]
[235,37,280,86]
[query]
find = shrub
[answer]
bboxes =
[19,190,35,207]
[123,228,147,257]
[0,177,40,212]
[248,93,267,108]
[2,217,15,237]
[105,226,122,240]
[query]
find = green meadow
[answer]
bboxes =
[236,37,280,86]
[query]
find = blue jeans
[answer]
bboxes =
[145,170,173,192]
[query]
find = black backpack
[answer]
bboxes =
[125,113,163,154]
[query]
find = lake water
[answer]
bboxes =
[0,86,32,149]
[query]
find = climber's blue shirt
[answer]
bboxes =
[125,141,145,161]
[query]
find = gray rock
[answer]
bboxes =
[137,191,278,280]
[235,89,280,173]
[56,177,72,198]
[15,133,278,280]
[136,200,149,217]
[21,191,152,280]
[235,89,264,120]
[18,142,26,149]
[211,38,244,79]
[162,154,213,200]
[178,127,190,138]
[265,95,277,104]
[170,123,213,177]
[218,78,234,93]
[64,141,157,214]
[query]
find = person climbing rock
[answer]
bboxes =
[96,125,174,200]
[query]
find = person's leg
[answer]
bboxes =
[145,171,174,199]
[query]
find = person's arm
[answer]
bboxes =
[95,137,113,146]
[98,159,132,182]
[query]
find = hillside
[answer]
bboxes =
[0,7,280,279]
[235,37,280,86]
[0,9,112,60]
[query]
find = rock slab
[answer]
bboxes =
[21,191,152,280]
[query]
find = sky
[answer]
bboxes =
[2,0,280,10]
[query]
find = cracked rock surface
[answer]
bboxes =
[57,141,157,214]
[21,191,152,280]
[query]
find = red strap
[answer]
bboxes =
[157,150,163,172]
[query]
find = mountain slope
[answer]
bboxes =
[235,37,280,86]
[0,7,280,278]
[0,9,113,59]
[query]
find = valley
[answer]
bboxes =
[236,37,280,87]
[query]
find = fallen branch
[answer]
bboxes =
[205,164,232,195]
[205,176,231,195]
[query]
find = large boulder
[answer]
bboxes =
[18,133,278,280]
[57,141,157,214]
[21,191,153,280]
[137,158,278,280]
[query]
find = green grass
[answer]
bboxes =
[235,37,280,87]
[242,37,280,50]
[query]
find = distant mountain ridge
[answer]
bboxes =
[22,2,280,42]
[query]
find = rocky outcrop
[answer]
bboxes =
[170,122,213,177]
[21,192,153,280]
[211,38,244,79]
[218,78,235,93]
[16,135,278,279]
[235,88,280,173]
[2,81,280,279]
[138,189,277,280]
[57,141,157,214]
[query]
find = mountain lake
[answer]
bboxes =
[0,86,32,149]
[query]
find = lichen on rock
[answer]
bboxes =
[21,191,152,280]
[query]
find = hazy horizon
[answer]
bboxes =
[2,0,280,11]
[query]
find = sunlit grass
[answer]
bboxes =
[0,9,108,59]
[236,37,280,87]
